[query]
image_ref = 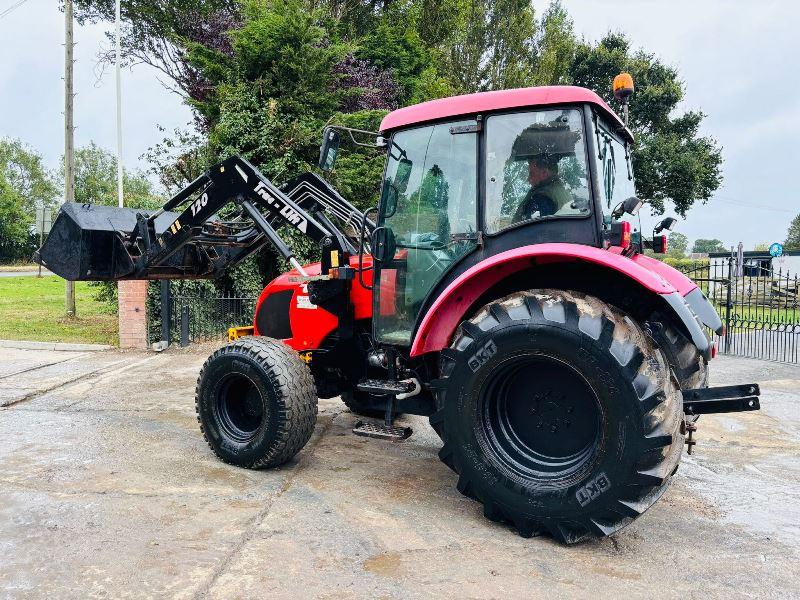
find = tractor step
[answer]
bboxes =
[356,378,415,396]
[352,420,412,441]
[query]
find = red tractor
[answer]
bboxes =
[38,77,760,544]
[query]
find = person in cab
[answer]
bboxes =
[514,153,572,221]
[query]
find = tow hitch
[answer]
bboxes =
[681,383,761,454]
[682,383,760,415]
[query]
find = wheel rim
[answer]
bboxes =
[478,354,602,487]
[215,373,265,443]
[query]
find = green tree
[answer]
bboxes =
[193,1,398,211]
[567,32,722,217]
[71,143,162,209]
[0,138,59,262]
[443,0,536,93]
[229,0,344,116]
[785,214,800,250]
[0,173,31,261]
[0,138,59,212]
[692,238,726,254]
[356,18,433,104]
[530,1,576,86]
[666,231,688,258]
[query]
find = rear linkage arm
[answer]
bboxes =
[129,156,354,280]
[680,383,761,455]
[682,383,760,415]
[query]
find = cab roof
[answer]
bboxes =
[379,85,633,141]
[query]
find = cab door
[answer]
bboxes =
[373,120,479,345]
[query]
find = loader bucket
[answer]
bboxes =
[35,203,177,281]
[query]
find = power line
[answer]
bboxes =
[0,0,30,19]
[712,196,796,214]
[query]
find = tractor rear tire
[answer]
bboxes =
[649,313,709,390]
[430,290,684,544]
[195,336,317,469]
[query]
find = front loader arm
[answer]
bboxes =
[37,156,358,281]
[130,156,343,279]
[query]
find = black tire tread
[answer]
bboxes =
[431,289,684,544]
[649,313,709,390]
[195,336,317,469]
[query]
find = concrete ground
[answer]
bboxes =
[0,346,798,599]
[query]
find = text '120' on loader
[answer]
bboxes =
[37,75,761,544]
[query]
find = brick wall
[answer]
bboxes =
[118,281,148,349]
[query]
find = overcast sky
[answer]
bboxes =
[0,1,193,185]
[1,0,798,250]
[562,0,799,250]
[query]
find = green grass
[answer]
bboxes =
[0,276,118,345]
[715,303,799,325]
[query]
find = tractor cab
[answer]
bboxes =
[321,87,640,347]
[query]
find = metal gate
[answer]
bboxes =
[156,282,258,346]
[682,259,800,363]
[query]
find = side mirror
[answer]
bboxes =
[395,158,413,193]
[370,226,396,263]
[318,128,341,171]
[383,183,398,218]
[654,217,677,234]
[612,195,644,219]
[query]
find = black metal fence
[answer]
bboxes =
[159,286,258,346]
[153,258,800,364]
[680,259,799,363]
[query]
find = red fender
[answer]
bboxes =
[410,243,684,357]
[630,252,698,296]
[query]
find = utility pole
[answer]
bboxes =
[64,0,76,317]
[115,0,123,208]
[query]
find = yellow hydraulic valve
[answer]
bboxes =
[227,326,255,342]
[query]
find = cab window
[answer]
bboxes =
[485,109,591,234]
[374,120,478,345]
[595,118,636,213]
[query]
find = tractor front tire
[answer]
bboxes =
[431,290,683,544]
[195,337,317,469]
